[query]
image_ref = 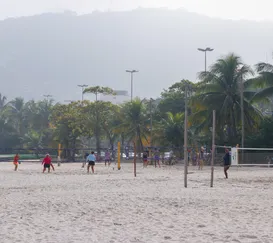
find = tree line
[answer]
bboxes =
[1,53,273,158]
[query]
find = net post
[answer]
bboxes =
[184,84,188,188]
[58,144,61,166]
[117,142,121,170]
[134,138,136,177]
[210,110,216,188]
[236,144,239,171]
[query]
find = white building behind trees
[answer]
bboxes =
[100,90,130,104]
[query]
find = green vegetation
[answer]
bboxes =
[1,53,273,160]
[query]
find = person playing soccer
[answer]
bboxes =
[13,153,20,171]
[86,151,96,173]
[105,150,111,167]
[42,154,53,173]
[223,148,231,179]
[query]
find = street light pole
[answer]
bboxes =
[240,72,245,162]
[197,47,214,72]
[126,70,139,101]
[77,84,88,103]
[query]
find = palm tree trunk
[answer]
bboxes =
[95,101,101,155]
[231,108,237,142]
[72,137,76,162]
[137,129,143,159]
[120,133,125,159]
[95,127,101,155]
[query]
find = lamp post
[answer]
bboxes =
[126,70,139,101]
[197,47,214,72]
[77,84,88,103]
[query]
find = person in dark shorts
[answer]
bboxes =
[143,151,148,167]
[86,151,96,173]
[42,154,52,173]
[154,149,161,168]
[223,148,231,179]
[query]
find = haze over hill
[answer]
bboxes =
[0,8,273,102]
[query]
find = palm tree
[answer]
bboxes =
[159,112,184,148]
[118,99,149,153]
[6,97,28,139]
[22,99,54,148]
[83,86,115,101]
[191,53,262,144]
[83,86,115,154]
[0,116,19,148]
[0,93,7,111]
[245,62,273,105]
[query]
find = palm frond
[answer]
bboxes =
[255,62,273,73]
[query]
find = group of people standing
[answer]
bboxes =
[142,149,161,168]
[142,147,232,179]
[11,147,232,178]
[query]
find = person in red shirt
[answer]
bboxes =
[42,154,54,173]
[13,153,20,171]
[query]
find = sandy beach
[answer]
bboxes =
[0,162,273,243]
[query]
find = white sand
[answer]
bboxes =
[0,162,273,243]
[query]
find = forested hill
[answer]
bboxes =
[0,8,273,101]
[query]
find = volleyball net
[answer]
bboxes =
[215,145,273,167]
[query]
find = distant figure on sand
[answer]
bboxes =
[199,147,204,170]
[13,153,20,171]
[223,148,231,179]
[86,151,96,173]
[154,149,161,168]
[143,151,148,167]
[42,154,54,173]
[82,153,89,168]
[105,150,111,167]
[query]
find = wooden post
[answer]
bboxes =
[184,85,188,188]
[210,110,216,187]
[117,142,121,170]
[58,144,61,166]
[134,139,137,177]
[150,98,153,167]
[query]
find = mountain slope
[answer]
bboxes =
[0,9,273,101]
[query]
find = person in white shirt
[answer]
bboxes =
[86,151,96,173]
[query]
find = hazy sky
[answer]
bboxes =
[0,0,273,21]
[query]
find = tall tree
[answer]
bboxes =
[191,53,262,144]
[158,80,196,116]
[118,99,149,153]
[83,86,115,154]
[0,93,7,111]
[83,86,115,101]
[159,112,185,148]
[245,62,273,103]
[6,97,28,142]
[51,102,85,160]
